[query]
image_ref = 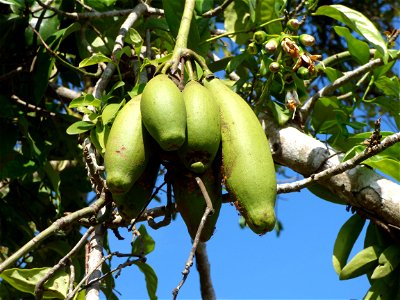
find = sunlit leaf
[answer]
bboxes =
[66,121,95,135]
[333,26,370,65]
[133,261,158,300]
[131,225,155,256]
[102,102,123,125]
[69,94,102,109]
[79,53,112,68]
[0,267,69,299]
[314,5,388,61]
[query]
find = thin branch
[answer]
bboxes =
[11,94,57,117]
[92,2,148,98]
[277,132,400,194]
[66,251,142,300]
[34,0,163,20]
[0,66,24,81]
[195,243,216,300]
[29,24,101,77]
[300,52,400,123]
[202,0,234,17]
[172,177,214,300]
[34,227,95,299]
[0,193,107,273]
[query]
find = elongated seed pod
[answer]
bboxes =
[172,156,222,242]
[105,95,150,195]
[203,77,277,234]
[178,80,221,173]
[141,74,187,151]
[113,158,160,220]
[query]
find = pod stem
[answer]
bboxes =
[163,0,196,74]
[185,59,197,81]
[181,48,213,77]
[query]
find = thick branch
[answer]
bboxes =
[260,114,400,228]
[277,132,400,193]
[195,243,216,300]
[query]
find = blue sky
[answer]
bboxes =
[104,169,370,299]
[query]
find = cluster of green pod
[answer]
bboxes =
[104,72,277,240]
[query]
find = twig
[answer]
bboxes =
[28,24,101,77]
[83,138,106,196]
[277,132,400,194]
[195,243,216,300]
[34,0,163,20]
[11,94,57,117]
[92,2,148,98]
[0,66,24,81]
[172,177,214,300]
[202,0,234,17]
[300,51,400,123]
[0,193,107,273]
[68,263,75,295]
[34,227,95,299]
[65,251,142,300]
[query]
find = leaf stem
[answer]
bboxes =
[164,0,196,73]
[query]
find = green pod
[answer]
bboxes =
[203,77,277,234]
[113,158,160,220]
[105,95,150,195]
[172,158,222,242]
[178,80,221,174]
[141,74,187,151]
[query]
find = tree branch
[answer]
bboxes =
[34,227,95,299]
[92,2,148,98]
[277,132,400,193]
[195,242,216,300]
[0,193,107,274]
[202,0,234,17]
[35,0,163,20]
[260,114,400,229]
[300,51,400,123]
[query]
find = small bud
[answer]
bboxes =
[287,19,301,31]
[297,66,310,79]
[299,34,315,46]
[269,62,280,73]
[253,31,268,44]
[264,38,278,52]
[247,42,258,55]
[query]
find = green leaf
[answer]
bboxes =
[339,245,381,280]
[374,76,400,97]
[106,81,125,96]
[255,0,284,34]
[43,161,60,197]
[307,183,346,205]
[66,121,95,135]
[133,262,158,300]
[125,28,143,45]
[314,5,388,61]
[195,0,213,14]
[79,53,112,68]
[69,94,102,109]
[0,267,69,299]
[333,214,366,275]
[333,26,370,65]
[224,0,253,44]
[102,102,123,125]
[371,245,400,279]
[131,225,155,256]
